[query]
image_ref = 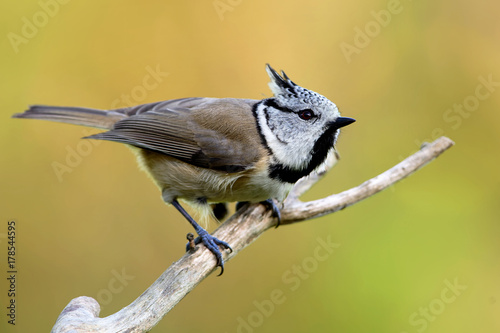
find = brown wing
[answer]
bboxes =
[87,98,264,173]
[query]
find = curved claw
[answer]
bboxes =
[187,229,232,276]
[261,199,282,227]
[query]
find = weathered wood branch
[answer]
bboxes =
[51,136,454,333]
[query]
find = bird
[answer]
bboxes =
[12,64,355,275]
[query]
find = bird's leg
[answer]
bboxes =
[236,199,282,227]
[172,199,232,276]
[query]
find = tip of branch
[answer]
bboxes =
[52,296,100,333]
[422,136,455,150]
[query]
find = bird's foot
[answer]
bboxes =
[261,199,282,227]
[236,199,282,227]
[186,230,232,276]
[236,199,281,228]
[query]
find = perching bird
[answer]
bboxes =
[13,64,355,274]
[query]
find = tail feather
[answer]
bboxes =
[12,105,127,129]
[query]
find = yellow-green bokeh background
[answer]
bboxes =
[2,0,499,332]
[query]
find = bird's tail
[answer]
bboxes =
[12,105,127,129]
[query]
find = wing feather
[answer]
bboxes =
[87,98,263,173]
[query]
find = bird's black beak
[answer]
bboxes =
[335,117,356,129]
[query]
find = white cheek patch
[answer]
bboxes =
[255,103,312,170]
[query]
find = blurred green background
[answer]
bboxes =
[1,0,499,332]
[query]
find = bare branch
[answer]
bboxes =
[281,136,455,223]
[51,136,454,333]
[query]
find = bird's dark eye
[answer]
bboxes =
[298,109,314,120]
